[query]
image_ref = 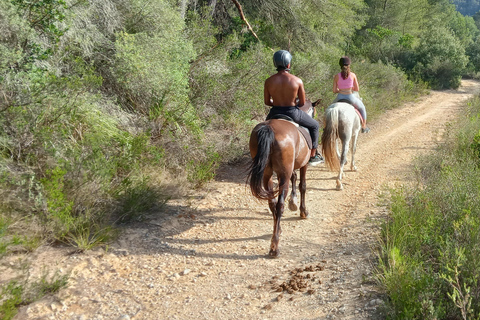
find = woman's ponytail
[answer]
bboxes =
[341,65,350,80]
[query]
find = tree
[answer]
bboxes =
[363,0,430,36]
[413,26,468,88]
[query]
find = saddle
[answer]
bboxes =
[266,99,320,149]
[269,115,313,149]
[336,99,364,123]
[270,103,317,150]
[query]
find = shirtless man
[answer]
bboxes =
[264,50,323,165]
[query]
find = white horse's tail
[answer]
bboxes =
[321,106,341,171]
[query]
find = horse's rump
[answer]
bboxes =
[335,98,364,123]
[265,117,313,149]
[248,120,307,200]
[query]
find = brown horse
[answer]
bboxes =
[247,100,318,257]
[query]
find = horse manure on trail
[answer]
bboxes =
[269,264,325,295]
[259,263,326,311]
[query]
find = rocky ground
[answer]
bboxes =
[4,80,480,320]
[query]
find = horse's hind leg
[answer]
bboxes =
[269,175,289,258]
[335,138,341,159]
[288,171,298,212]
[299,165,309,219]
[350,132,359,171]
[264,168,277,215]
[337,135,351,191]
[337,167,344,190]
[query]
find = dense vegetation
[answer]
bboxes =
[377,95,480,319]
[1,0,480,317]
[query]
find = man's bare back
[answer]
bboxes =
[264,70,305,107]
[264,50,322,162]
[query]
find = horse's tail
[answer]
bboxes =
[247,123,276,200]
[321,106,341,171]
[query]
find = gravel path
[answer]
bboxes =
[9,80,480,320]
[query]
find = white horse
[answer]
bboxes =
[321,100,362,190]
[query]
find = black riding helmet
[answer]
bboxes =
[339,56,351,66]
[273,50,292,71]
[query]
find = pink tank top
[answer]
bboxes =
[337,72,354,90]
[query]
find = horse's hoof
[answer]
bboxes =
[288,201,298,212]
[268,249,279,258]
[300,211,309,219]
[336,179,343,191]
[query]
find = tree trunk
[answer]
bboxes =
[209,0,217,16]
[230,0,259,42]
[180,0,187,19]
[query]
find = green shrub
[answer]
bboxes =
[471,128,480,159]
[115,175,166,222]
[411,26,468,89]
[0,270,68,320]
[0,215,10,255]
[466,37,480,75]
[187,148,221,188]
[377,96,480,319]
[0,280,23,320]
[64,223,116,251]
[40,166,74,236]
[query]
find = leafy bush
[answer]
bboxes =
[377,96,480,319]
[0,270,68,320]
[0,0,189,245]
[466,36,480,76]
[410,26,468,89]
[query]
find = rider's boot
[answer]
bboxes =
[361,121,370,133]
[309,149,324,166]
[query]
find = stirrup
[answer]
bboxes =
[309,154,324,166]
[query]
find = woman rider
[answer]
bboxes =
[333,56,370,133]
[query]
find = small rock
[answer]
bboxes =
[182,269,191,275]
[115,249,128,256]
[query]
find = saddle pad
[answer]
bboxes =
[269,117,313,149]
[336,100,364,123]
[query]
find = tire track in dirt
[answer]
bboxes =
[13,80,480,320]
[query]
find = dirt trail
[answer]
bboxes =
[11,80,480,320]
